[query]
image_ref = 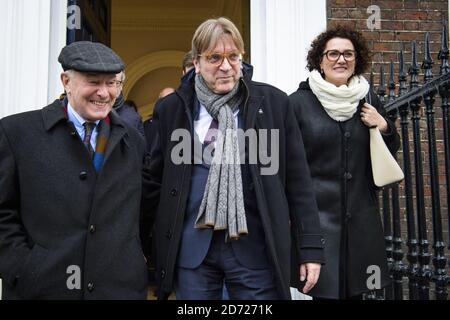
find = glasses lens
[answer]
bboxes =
[205,52,242,66]
[208,53,223,65]
[327,50,340,61]
[106,80,116,88]
[343,50,355,60]
[227,52,241,64]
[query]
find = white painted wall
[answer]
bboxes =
[0,0,67,299]
[0,0,67,119]
[250,0,327,95]
[48,0,69,105]
[250,0,326,300]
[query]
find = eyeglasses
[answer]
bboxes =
[199,51,243,66]
[83,79,123,89]
[322,50,356,62]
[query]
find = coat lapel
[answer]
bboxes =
[103,110,128,164]
[42,100,67,131]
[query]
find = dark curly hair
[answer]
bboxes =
[306,25,370,76]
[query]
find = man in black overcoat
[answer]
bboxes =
[142,17,325,300]
[0,41,148,299]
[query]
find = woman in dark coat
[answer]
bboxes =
[289,25,400,299]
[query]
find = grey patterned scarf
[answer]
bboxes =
[194,74,248,240]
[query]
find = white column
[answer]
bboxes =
[0,0,67,299]
[48,0,69,104]
[250,0,326,301]
[250,0,327,95]
[0,0,67,120]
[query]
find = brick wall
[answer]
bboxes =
[327,0,449,298]
[327,0,447,80]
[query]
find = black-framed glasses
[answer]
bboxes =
[199,51,243,66]
[322,50,356,62]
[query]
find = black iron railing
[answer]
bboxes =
[368,22,450,300]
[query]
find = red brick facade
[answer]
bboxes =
[327,0,447,79]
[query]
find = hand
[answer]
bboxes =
[299,263,321,294]
[360,103,388,133]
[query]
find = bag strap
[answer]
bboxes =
[364,90,378,129]
[365,90,372,105]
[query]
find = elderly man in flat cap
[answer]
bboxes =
[0,41,149,299]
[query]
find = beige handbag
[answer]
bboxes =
[365,92,404,187]
[369,126,404,187]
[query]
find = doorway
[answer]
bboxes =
[111,0,250,120]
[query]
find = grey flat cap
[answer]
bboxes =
[58,41,124,73]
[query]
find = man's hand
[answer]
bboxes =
[299,263,321,294]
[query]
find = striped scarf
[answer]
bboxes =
[63,102,110,172]
[92,117,110,172]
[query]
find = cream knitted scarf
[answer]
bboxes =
[308,69,370,121]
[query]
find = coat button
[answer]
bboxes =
[170,189,178,196]
[344,172,352,180]
[79,171,87,180]
[346,212,352,220]
[344,132,351,138]
[166,230,172,239]
[161,269,166,279]
[87,282,94,292]
[321,238,326,245]
[70,130,77,136]
[89,225,96,234]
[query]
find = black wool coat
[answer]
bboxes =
[289,80,400,299]
[141,67,325,300]
[0,100,148,299]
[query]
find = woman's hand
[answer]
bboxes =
[360,103,389,133]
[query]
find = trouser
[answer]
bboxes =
[175,231,279,300]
